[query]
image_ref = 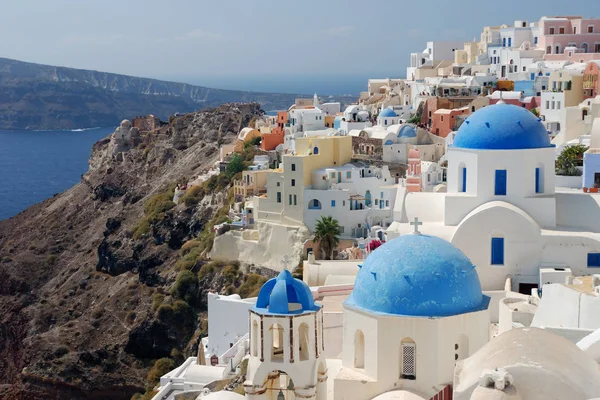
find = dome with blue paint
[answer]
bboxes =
[398,125,417,138]
[345,234,486,317]
[253,269,321,315]
[379,108,398,118]
[453,103,552,150]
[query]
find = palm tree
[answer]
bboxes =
[313,216,341,260]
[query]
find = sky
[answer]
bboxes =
[0,0,597,94]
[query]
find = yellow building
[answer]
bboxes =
[256,136,353,225]
[234,170,269,199]
[548,71,584,108]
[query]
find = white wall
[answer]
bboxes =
[207,294,255,359]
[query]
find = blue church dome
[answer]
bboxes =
[453,103,552,150]
[379,108,398,118]
[253,269,321,315]
[398,125,417,138]
[345,234,487,317]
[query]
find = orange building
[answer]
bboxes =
[261,111,287,151]
[431,107,470,138]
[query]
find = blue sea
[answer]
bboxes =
[0,127,115,220]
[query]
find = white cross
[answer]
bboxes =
[410,217,422,235]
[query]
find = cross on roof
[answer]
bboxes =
[410,217,422,235]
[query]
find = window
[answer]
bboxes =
[559,27,565,34]
[386,200,389,207]
[291,163,296,171]
[308,199,321,210]
[252,320,259,357]
[354,330,365,368]
[331,172,335,179]
[595,44,600,53]
[546,46,552,54]
[331,200,336,207]
[313,146,319,155]
[380,192,384,198]
[495,170,507,195]
[589,26,595,33]
[339,226,345,233]
[299,323,310,361]
[276,182,280,187]
[503,37,506,47]
[375,199,379,205]
[508,38,512,47]
[277,192,281,203]
[291,179,295,187]
[557,101,561,109]
[534,36,538,44]
[400,338,416,379]
[491,237,505,265]
[270,323,284,362]
[346,171,351,179]
[535,167,543,193]
[587,253,600,267]
[460,165,467,193]
[289,194,292,205]
[343,200,346,207]
[549,27,555,34]
[546,101,550,109]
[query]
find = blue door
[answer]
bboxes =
[461,167,467,192]
[535,168,541,193]
[491,238,504,265]
[495,170,507,195]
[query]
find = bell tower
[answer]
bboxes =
[244,269,327,400]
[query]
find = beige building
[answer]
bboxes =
[233,170,268,199]
[256,136,353,225]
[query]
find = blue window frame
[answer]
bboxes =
[277,192,281,203]
[331,200,336,207]
[495,170,507,195]
[530,73,535,80]
[491,238,504,265]
[461,167,467,192]
[503,38,506,47]
[313,147,319,155]
[535,168,541,193]
[308,199,321,210]
[346,171,351,179]
[534,36,538,44]
[508,38,512,47]
[291,163,296,171]
[588,253,600,267]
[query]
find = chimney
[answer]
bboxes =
[308,251,316,264]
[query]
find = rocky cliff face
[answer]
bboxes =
[0,57,341,130]
[0,103,267,399]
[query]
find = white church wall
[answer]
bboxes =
[555,175,582,188]
[541,234,600,278]
[206,293,255,359]
[404,192,446,222]
[555,192,600,231]
[323,311,343,358]
[579,294,600,330]
[543,326,594,343]
[383,144,408,164]
[451,202,544,291]
[446,148,556,228]
[303,260,360,287]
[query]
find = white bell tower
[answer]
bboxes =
[244,270,327,400]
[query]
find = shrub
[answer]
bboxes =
[46,255,58,265]
[172,300,196,328]
[179,240,201,257]
[54,345,70,358]
[132,217,152,240]
[236,274,268,298]
[147,358,175,388]
[174,245,203,271]
[170,271,198,304]
[151,294,165,311]
[222,263,240,285]
[179,185,205,206]
[157,304,174,323]
[226,153,244,177]
[556,144,587,176]
[131,392,157,400]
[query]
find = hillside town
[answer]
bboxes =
[151,15,600,400]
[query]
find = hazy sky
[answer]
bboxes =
[0,0,597,93]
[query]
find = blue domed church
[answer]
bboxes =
[333,233,490,400]
[384,102,600,294]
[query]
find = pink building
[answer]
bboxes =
[406,149,422,193]
[489,91,539,110]
[583,61,600,99]
[539,16,600,58]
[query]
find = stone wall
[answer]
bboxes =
[132,115,160,132]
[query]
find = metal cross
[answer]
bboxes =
[410,217,422,235]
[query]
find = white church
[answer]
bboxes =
[388,102,600,293]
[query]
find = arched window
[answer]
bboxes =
[455,334,469,362]
[314,146,319,155]
[555,44,561,54]
[400,337,416,379]
[354,330,365,368]
[252,320,259,357]
[299,323,310,361]
[270,323,284,362]
[581,43,589,53]
[308,199,322,210]
[471,106,476,112]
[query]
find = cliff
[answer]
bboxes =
[0,103,274,399]
[0,57,353,130]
